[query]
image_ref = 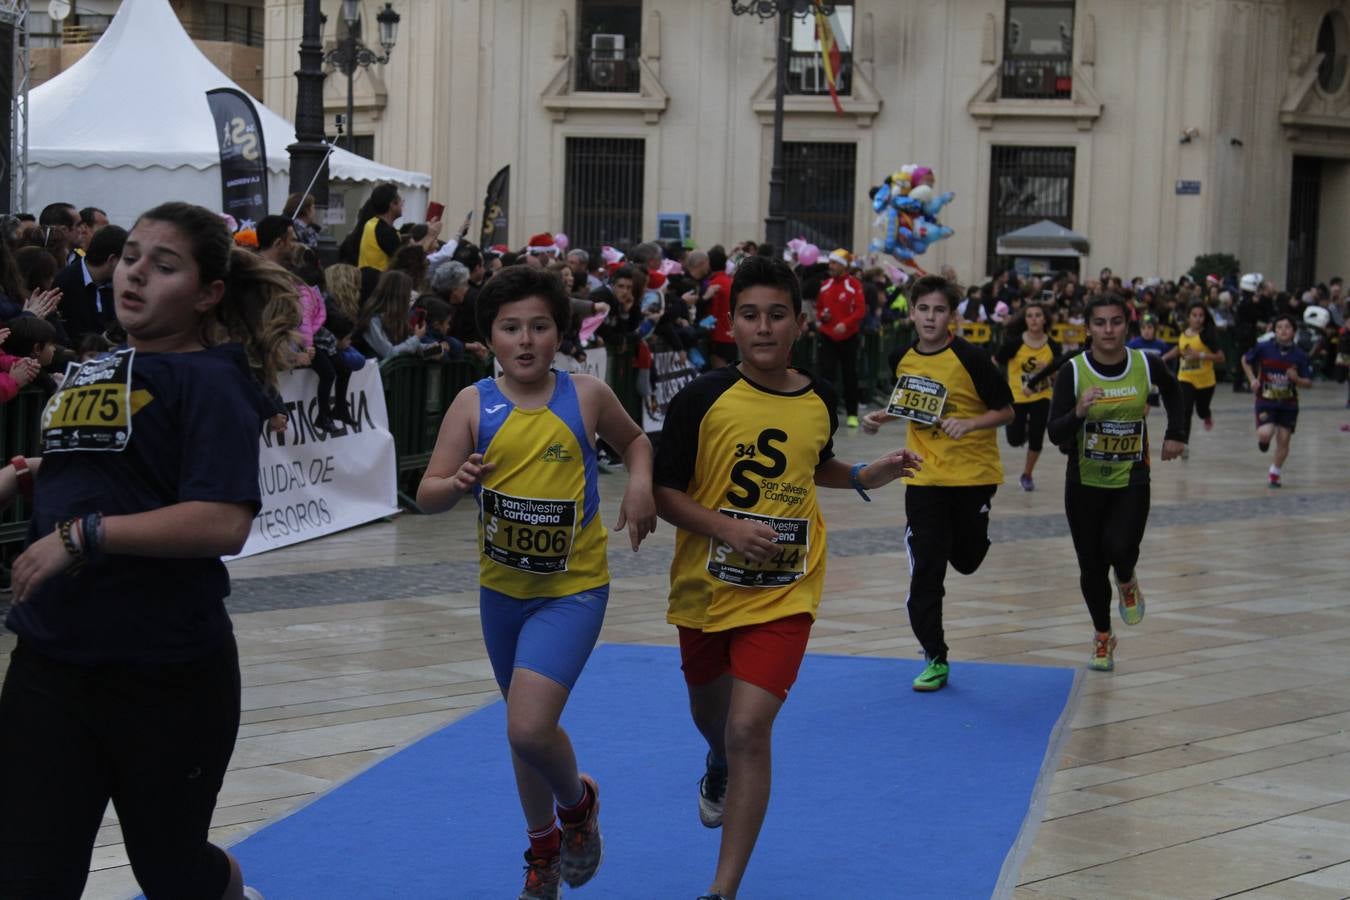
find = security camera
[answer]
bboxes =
[1230,137,1244,147]
[1179,127,1199,144]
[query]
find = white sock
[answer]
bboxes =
[1269,464,1281,476]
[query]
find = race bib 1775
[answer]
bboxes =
[41,348,136,453]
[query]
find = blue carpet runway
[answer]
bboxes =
[230,644,1079,899]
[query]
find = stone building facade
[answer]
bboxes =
[263,0,1350,286]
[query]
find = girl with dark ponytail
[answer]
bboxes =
[0,201,296,900]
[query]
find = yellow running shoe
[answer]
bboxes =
[1116,574,1145,626]
[1090,631,1117,671]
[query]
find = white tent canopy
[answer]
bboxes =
[23,0,430,226]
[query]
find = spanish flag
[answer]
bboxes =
[814,0,844,115]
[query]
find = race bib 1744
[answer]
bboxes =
[707,510,809,588]
[41,348,136,453]
[481,488,577,575]
[886,374,947,426]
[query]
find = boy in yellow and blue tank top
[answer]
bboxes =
[417,266,656,899]
[655,257,921,900]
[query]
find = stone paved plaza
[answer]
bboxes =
[3,388,1348,898]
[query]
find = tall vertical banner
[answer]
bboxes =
[206,87,269,228]
[480,165,510,247]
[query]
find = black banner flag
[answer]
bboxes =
[206,87,269,227]
[480,166,510,248]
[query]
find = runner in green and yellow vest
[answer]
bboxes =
[1046,293,1185,673]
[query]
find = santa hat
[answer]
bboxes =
[646,271,667,290]
[487,244,509,256]
[526,232,558,255]
[600,245,625,266]
[1205,273,1220,286]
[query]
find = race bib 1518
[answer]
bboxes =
[886,374,947,426]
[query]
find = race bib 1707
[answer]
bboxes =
[1083,419,1144,463]
[886,374,948,426]
[40,348,136,453]
[480,488,577,575]
[707,510,809,588]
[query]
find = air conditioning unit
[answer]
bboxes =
[589,58,626,89]
[591,33,624,61]
[1016,65,1054,95]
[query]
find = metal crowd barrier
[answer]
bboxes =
[379,354,489,509]
[1,388,45,550]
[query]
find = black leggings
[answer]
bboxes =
[1179,382,1214,443]
[1064,481,1150,633]
[312,349,353,420]
[0,638,241,899]
[903,484,997,662]
[1006,399,1050,452]
[817,332,860,417]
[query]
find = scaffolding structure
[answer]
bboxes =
[1,0,29,213]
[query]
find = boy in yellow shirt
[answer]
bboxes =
[863,275,1014,692]
[654,257,921,900]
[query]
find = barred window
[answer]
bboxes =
[782,142,857,251]
[564,138,646,249]
[987,146,1075,276]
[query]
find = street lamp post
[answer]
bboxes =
[326,0,401,154]
[729,0,833,251]
[287,0,331,224]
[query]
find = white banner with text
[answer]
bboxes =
[232,359,399,558]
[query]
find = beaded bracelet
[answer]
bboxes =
[56,517,86,573]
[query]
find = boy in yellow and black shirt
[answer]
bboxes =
[654,257,920,900]
[863,275,1014,692]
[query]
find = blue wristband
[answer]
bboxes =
[850,462,871,502]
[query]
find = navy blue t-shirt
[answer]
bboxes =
[6,344,268,664]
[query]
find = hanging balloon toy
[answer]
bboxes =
[868,164,955,274]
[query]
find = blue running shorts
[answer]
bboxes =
[479,585,609,691]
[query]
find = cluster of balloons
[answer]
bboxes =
[784,237,821,267]
[868,165,955,269]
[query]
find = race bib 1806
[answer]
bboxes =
[886,374,948,426]
[481,488,577,574]
[41,348,135,453]
[707,510,809,588]
[1083,419,1144,462]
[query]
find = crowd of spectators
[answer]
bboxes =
[6,185,1348,424]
